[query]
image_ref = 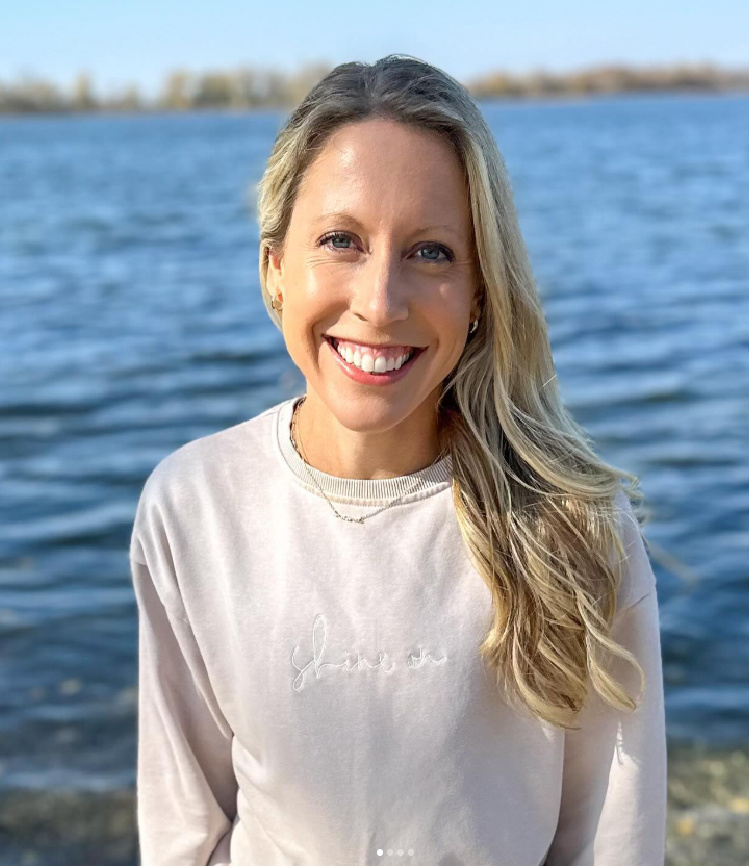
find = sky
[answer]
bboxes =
[1,0,747,98]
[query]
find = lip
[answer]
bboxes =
[323,335,425,385]
[324,334,425,351]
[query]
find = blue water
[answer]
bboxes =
[1,94,747,804]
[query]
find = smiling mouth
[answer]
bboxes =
[323,334,426,374]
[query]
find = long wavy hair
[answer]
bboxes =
[255,54,649,731]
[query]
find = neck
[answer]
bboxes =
[294,391,445,481]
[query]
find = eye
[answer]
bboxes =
[318,232,454,263]
[416,243,454,264]
[319,231,355,251]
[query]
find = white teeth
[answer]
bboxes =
[333,340,413,374]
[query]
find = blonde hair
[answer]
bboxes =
[255,54,648,731]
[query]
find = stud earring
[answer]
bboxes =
[469,316,479,334]
[271,295,283,312]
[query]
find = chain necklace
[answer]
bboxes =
[290,396,440,525]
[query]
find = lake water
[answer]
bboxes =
[0,94,747,859]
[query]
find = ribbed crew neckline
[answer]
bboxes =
[274,396,453,505]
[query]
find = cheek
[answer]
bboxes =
[291,262,349,316]
[428,303,472,370]
[280,288,337,369]
[432,296,471,342]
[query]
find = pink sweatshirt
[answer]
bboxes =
[130,395,667,865]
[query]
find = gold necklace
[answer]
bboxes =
[290,397,435,524]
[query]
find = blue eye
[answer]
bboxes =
[417,244,453,263]
[320,231,353,250]
[319,231,454,263]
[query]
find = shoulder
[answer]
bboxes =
[130,399,286,560]
[611,486,658,614]
[141,401,280,501]
[151,400,280,486]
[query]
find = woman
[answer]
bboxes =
[130,55,666,865]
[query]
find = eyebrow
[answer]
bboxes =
[313,211,464,240]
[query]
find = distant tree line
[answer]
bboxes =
[0,63,333,114]
[2,61,748,115]
[466,62,749,99]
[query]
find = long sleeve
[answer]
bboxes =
[545,506,667,865]
[131,554,239,866]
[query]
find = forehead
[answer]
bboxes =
[294,119,471,230]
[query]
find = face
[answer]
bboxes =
[266,116,481,436]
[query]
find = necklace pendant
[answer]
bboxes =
[344,515,365,524]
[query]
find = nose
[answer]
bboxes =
[348,244,409,328]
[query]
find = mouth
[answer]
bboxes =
[322,334,426,382]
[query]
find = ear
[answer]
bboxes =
[266,245,284,301]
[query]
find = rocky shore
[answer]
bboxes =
[666,742,749,865]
